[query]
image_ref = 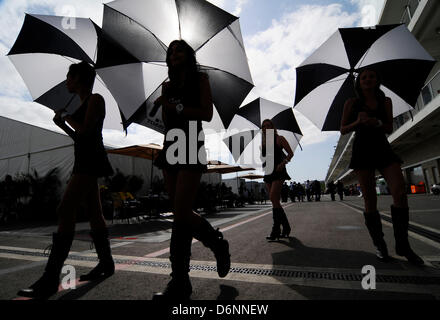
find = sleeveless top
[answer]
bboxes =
[70,95,114,177]
[154,73,207,171]
[349,98,401,170]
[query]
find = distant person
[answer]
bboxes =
[261,187,267,204]
[261,119,294,241]
[281,182,289,203]
[152,40,230,299]
[297,183,305,202]
[18,62,115,299]
[313,180,321,201]
[327,180,336,201]
[336,180,344,201]
[289,182,296,202]
[340,68,423,265]
[305,180,312,202]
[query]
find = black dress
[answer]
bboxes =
[349,98,402,170]
[154,73,208,173]
[70,95,114,177]
[262,134,291,184]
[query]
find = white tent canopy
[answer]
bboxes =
[0,116,220,195]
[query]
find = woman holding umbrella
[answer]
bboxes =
[18,62,115,299]
[261,119,294,241]
[340,69,423,265]
[153,40,231,300]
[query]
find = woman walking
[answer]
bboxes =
[261,119,294,241]
[153,40,230,300]
[18,62,115,298]
[340,68,423,265]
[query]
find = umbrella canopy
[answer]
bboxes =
[7,14,134,131]
[293,24,436,131]
[107,143,163,160]
[224,98,303,164]
[102,0,254,131]
[239,173,264,180]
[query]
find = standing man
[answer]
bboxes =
[337,180,344,201]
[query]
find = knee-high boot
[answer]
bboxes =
[192,217,231,278]
[278,208,291,238]
[363,211,390,261]
[391,206,424,265]
[80,229,115,281]
[153,221,193,300]
[17,232,74,298]
[266,208,281,241]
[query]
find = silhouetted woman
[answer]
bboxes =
[153,40,231,300]
[18,62,115,298]
[261,119,294,241]
[340,68,423,265]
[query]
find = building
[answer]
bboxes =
[326,0,440,193]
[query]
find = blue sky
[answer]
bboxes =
[0,0,385,183]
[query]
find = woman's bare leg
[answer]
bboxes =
[269,180,283,209]
[355,169,377,213]
[57,174,94,234]
[379,163,408,208]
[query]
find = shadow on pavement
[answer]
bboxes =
[57,277,109,300]
[271,237,397,269]
[217,284,239,300]
[271,237,438,300]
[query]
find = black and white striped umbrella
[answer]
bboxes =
[7,14,137,131]
[223,98,302,165]
[293,24,436,131]
[102,0,254,131]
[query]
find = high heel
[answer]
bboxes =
[17,232,74,299]
[280,227,291,238]
[391,206,424,265]
[153,221,193,300]
[266,208,281,241]
[363,211,390,262]
[80,229,115,281]
[192,218,230,278]
[266,234,280,241]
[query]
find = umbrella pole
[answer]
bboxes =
[150,158,154,192]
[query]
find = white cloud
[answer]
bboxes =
[232,0,249,16]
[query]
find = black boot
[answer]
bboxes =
[278,208,291,238]
[153,221,193,300]
[193,217,231,278]
[391,206,424,265]
[17,232,74,299]
[363,211,390,261]
[266,208,281,241]
[80,229,115,281]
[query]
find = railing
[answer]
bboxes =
[393,70,440,131]
[400,0,421,26]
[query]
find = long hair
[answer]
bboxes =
[354,68,385,103]
[166,40,200,92]
[261,119,278,148]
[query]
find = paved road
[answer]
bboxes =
[1,196,440,301]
